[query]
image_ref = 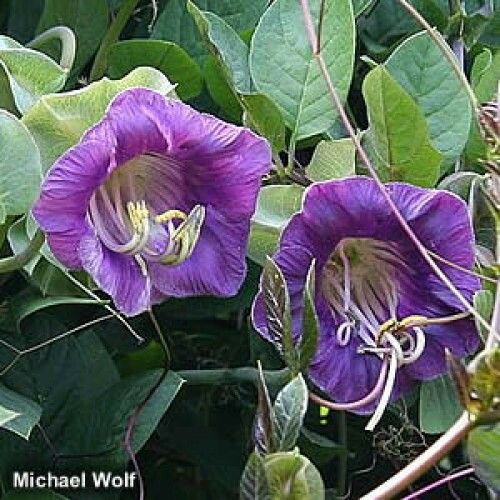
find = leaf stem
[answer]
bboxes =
[27,26,76,72]
[89,0,140,81]
[0,229,44,274]
[360,412,473,499]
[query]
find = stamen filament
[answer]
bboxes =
[366,350,398,431]
[309,355,390,411]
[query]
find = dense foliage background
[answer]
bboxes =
[0,0,498,498]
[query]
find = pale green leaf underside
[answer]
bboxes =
[22,67,175,172]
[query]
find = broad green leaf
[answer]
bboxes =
[0,315,120,422]
[273,374,308,451]
[308,139,356,181]
[0,35,67,114]
[152,0,268,64]
[359,0,448,57]
[385,31,472,168]
[473,289,494,342]
[362,66,442,186]
[7,291,100,330]
[22,67,175,172]
[468,423,500,493]
[0,384,42,440]
[188,3,285,152]
[248,185,305,266]
[250,0,355,141]
[240,451,270,500]
[188,0,252,93]
[264,450,325,500]
[0,111,42,223]
[419,374,463,434]
[299,261,319,371]
[7,0,45,44]
[57,370,184,466]
[242,94,286,154]
[204,55,242,121]
[36,0,109,77]
[108,40,203,100]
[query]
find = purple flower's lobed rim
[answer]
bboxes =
[33,87,272,316]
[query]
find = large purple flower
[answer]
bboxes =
[33,88,271,316]
[252,177,480,423]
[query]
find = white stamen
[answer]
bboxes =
[365,349,398,431]
[336,320,354,346]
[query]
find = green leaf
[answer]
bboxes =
[240,451,270,500]
[22,67,175,172]
[242,94,286,153]
[384,31,472,168]
[419,374,463,434]
[465,49,500,167]
[0,35,67,114]
[254,362,275,455]
[7,291,100,330]
[262,257,297,371]
[58,370,184,466]
[298,428,347,466]
[264,450,325,500]
[299,261,319,371]
[188,0,252,93]
[473,289,494,342]
[152,0,268,65]
[36,0,109,78]
[0,111,42,223]
[107,40,203,101]
[468,423,500,493]
[0,384,42,440]
[362,65,442,186]
[471,49,500,102]
[188,3,286,151]
[273,373,308,451]
[250,0,355,141]
[307,139,356,182]
[204,55,242,121]
[248,185,305,266]
[7,0,45,44]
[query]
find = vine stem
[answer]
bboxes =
[177,366,290,386]
[0,229,44,274]
[27,26,76,72]
[402,466,475,500]
[298,0,496,340]
[89,0,141,81]
[361,412,473,499]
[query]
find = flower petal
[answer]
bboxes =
[151,208,248,297]
[79,232,151,316]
